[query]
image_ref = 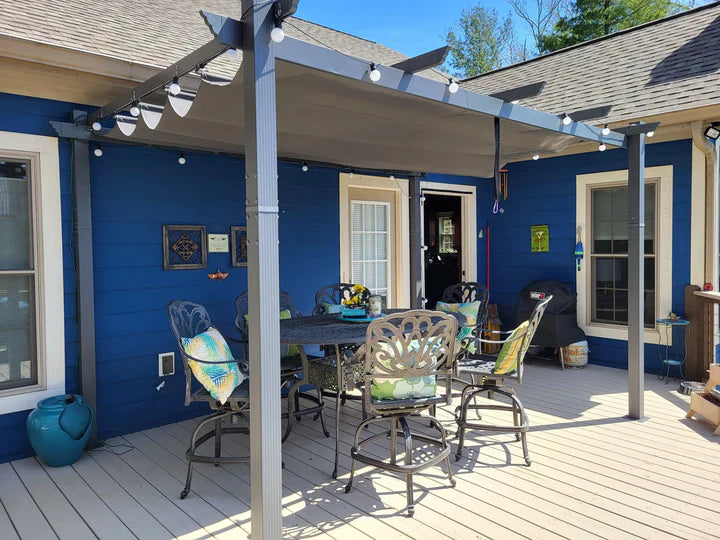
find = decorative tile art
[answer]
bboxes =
[231,226,248,267]
[163,225,207,270]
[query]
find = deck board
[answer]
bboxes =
[3,363,720,539]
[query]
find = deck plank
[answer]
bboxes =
[0,497,20,540]
[0,462,57,540]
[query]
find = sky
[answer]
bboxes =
[294,0,525,58]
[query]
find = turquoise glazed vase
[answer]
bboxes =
[26,394,94,467]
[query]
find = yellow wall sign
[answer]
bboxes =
[208,233,229,253]
[530,225,549,253]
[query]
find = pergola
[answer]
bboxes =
[56,1,656,537]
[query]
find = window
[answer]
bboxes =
[576,166,673,344]
[438,212,457,254]
[351,201,390,301]
[0,158,37,390]
[0,131,64,414]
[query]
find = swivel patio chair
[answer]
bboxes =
[234,291,328,442]
[454,295,552,465]
[168,300,251,500]
[344,310,458,517]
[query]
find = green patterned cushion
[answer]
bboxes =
[244,310,300,357]
[323,303,343,314]
[436,300,481,352]
[494,321,530,375]
[182,327,244,404]
[370,337,441,401]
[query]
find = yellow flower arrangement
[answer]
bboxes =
[342,284,368,307]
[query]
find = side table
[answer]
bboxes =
[656,318,690,383]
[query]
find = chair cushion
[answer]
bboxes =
[322,303,343,314]
[370,337,441,401]
[182,327,245,405]
[494,321,530,375]
[436,300,481,352]
[245,309,300,357]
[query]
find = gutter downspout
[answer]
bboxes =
[691,121,718,288]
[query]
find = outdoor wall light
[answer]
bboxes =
[562,113,572,126]
[532,154,540,160]
[369,63,382,82]
[598,143,607,152]
[301,162,309,172]
[602,124,610,136]
[178,153,186,165]
[129,102,140,117]
[447,78,459,94]
[91,121,102,131]
[93,145,103,157]
[168,77,181,96]
[705,124,720,141]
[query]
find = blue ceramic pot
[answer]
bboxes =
[26,394,94,467]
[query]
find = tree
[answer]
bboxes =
[509,0,565,55]
[444,6,515,78]
[540,0,692,52]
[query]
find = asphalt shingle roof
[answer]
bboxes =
[460,2,720,124]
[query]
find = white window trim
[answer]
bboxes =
[0,131,64,414]
[576,165,673,345]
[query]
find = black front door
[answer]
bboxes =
[423,193,463,308]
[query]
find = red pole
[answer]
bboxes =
[486,222,491,290]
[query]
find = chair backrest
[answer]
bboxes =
[503,295,553,382]
[363,310,457,414]
[234,290,301,341]
[312,283,370,315]
[440,282,490,325]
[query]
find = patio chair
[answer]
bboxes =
[167,300,251,500]
[344,310,458,517]
[453,295,552,465]
[234,291,329,442]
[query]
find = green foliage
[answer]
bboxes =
[540,0,691,52]
[444,6,515,78]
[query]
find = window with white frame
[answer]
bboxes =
[576,166,673,344]
[0,131,64,414]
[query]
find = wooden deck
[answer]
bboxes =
[2,362,719,539]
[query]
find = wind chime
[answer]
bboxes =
[492,118,510,212]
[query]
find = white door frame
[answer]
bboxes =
[419,181,477,303]
[339,173,410,308]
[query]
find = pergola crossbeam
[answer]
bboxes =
[568,105,613,122]
[489,81,545,103]
[390,46,450,73]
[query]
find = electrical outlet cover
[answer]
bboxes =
[158,352,175,376]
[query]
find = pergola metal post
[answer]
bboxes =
[408,174,423,308]
[71,110,98,446]
[242,0,283,537]
[627,132,646,419]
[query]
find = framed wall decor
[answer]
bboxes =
[162,225,207,270]
[231,226,248,267]
[530,224,550,253]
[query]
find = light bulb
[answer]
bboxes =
[270,26,285,43]
[349,169,354,178]
[225,48,239,60]
[389,174,395,181]
[448,79,459,94]
[599,143,607,152]
[369,64,381,82]
[130,103,140,117]
[301,162,308,172]
[94,146,103,157]
[168,77,181,96]
[178,154,186,165]
[532,154,540,160]
[92,121,102,131]
[562,113,572,126]
[602,124,610,136]
[647,130,655,138]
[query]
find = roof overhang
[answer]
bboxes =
[86,10,629,178]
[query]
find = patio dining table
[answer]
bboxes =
[279,309,466,479]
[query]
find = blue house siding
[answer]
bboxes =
[483,140,692,372]
[0,92,83,461]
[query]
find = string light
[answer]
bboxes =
[271,24,285,43]
[532,154,540,160]
[368,63,381,82]
[130,102,140,117]
[349,169,354,178]
[447,78,459,94]
[301,162,308,172]
[562,113,572,126]
[93,145,103,157]
[646,130,655,138]
[602,124,610,136]
[92,121,102,131]
[225,48,239,60]
[178,153,186,165]
[599,143,607,152]
[168,77,181,96]
[389,173,395,181]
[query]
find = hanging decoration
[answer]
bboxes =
[207,269,229,281]
[499,168,509,200]
[574,227,584,271]
[492,117,500,214]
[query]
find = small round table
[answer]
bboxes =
[655,318,690,383]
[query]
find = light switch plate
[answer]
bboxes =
[158,352,175,376]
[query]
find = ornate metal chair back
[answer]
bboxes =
[440,282,490,325]
[234,291,301,360]
[312,282,370,315]
[167,300,214,406]
[362,310,457,415]
[514,295,553,383]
